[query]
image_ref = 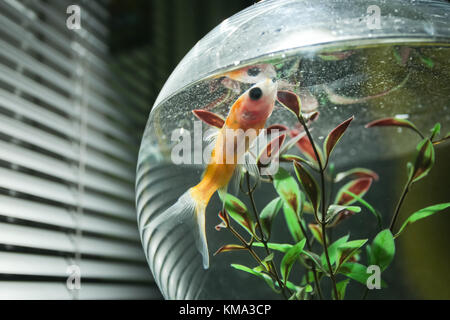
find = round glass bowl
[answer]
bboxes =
[136,0,450,299]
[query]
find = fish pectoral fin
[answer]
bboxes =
[204,127,220,144]
[244,152,261,186]
[224,165,243,198]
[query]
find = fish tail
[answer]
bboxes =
[144,188,210,269]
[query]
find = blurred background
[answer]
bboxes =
[0,0,448,300]
[0,0,251,299]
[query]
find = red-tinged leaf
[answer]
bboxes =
[277,90,301,116]
[335,178,373,206]
[218,210,230,227]
[307,111,320,122]
[258,134,286,167]
[323,116,354,166]
[365,117,423,138]
[326,205,361,224]
[308,224,324,245]
[328,210,358,227]
[281,239,307,284]
[192,109,225,128]
[215,221,227,231]
[214,244,247,256]
[410,139,435,183]
[336,240,368,270]
[281,154,315,169]
[220,194,256,236]
[266,124,288,134]
[290,130,323,166]
[335,168,379,183]
[293,161,320,215]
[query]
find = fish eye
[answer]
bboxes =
[249,87,263,100]
[247,67,261,77]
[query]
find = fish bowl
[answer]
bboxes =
[136,0,450,300]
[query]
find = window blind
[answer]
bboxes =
[0,0,160,299]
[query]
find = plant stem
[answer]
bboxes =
[389,179,411,232]
[298,219,323,300]
[244,172,291,299]
[297,115,340,300]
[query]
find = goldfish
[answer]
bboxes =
[211,64,277,94]
[146,79,278,269]
[220,64,276,83]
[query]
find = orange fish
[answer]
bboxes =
[147,79,277,269]
[220,64,276,83]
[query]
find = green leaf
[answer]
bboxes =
[430,123,440,141]
[420,55,434,68]
[231,264,261,277]
[282,203,304,242]
[339,263,387,288]
[366,244,374,266]
[308,223,324,245]
[323,116,354,167]
[342,190,382,229]
[334,279,350,300]
[259,197,283,239]
[302,250,329,275]
[280,239,307,284]
[293,161,320,214]
[221,193,256,236]
[395,203,450,238]
[231,264,279,293]
[321,235,350,269]
[289,284,313,300]
[336,239,368,271]
[273,168,303,242]
[370,229,395,271]
[326,204,361,223]
[253,242,293,253]
[410,139,435,183]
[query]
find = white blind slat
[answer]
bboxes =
[0,0,158,299]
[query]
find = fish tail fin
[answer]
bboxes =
[144,188,210,269]
[194,201,209,269]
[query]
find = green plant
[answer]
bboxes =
[213,90,450,300]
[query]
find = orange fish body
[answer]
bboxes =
[148,79,277,269]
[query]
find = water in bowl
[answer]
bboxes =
[136,42,450,300]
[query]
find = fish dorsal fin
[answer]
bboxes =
[204,127,220,144]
